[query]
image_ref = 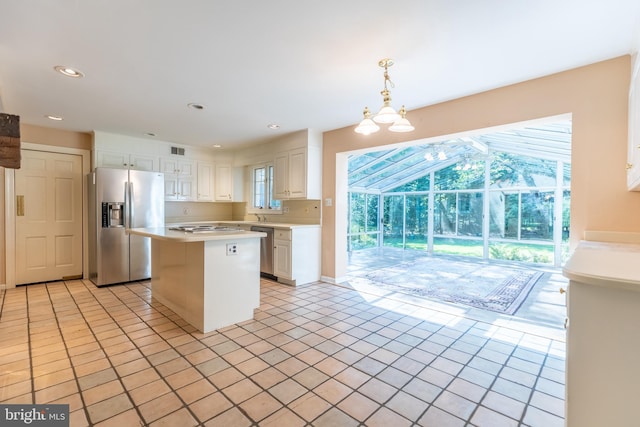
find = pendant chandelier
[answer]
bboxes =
[355,58,414,135]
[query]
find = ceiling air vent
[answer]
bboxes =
[170,147,185,156]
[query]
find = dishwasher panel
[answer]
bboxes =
[251,226,275,277]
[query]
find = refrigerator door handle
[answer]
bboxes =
[124,181,131,230]
[129,182,135,229]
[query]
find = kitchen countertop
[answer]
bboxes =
[563,239,640,292]
[129,227,266,243]
[168,220,321,230]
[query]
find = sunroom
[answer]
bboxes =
[347,119,572,268]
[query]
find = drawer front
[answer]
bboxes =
[275,229,292,240]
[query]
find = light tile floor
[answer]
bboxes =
[0,274,565,426]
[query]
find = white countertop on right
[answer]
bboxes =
[563,240,640,292]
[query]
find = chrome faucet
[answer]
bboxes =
[254,213,261,222]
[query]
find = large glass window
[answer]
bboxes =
[434,193,456,235]
[520,190,554,241]
[405,195,429,249]
[347,192,379,250]
[490,152,557,187]
[435,161,484,190]
[382,195,404,247]
[346,121,572,267]
[457,192,483,237]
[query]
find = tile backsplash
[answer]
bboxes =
[165,201,234,224]
[165,199,321,225]
[239,199,321,224]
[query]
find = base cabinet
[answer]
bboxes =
[273,239,292,279]
[563,239,640,427]
[566,280,640,427]
[273,227,320,286]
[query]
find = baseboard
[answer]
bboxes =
[320,275,348,285]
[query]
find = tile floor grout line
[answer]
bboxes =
[95,280,211,426]
[273,279,565,426]
[1,276,565,426]
[60,280,148,426]
[69,279,187,425]
[519,341,562,425]
[22,286,38,409]
[122,280,288,426]
[44,281,94,426]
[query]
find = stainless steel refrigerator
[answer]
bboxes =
[88,167,165,286]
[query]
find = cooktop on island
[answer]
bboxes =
[168,225,241,233]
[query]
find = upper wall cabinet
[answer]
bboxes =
[273,146,321,200]
[161,158,196,201]
[628,54,640,191]
[214,164,233,201]
[96,150,157,171]
[197,162,215,201]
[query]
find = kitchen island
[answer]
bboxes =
[128,227,266,333]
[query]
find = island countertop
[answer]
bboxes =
[167,220,321,230]
[129,227,266,243]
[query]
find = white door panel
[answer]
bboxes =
[15,150,83,284]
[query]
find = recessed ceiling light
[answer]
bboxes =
[212,144,222,148]
[46,115,63,121]
[188,103,205,110]
[53,66,84,78]
[267,124,280,130]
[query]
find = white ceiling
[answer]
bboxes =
[1,0,639,149]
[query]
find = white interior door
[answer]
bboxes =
[15,150,83,284]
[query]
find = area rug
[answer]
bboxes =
[346,255,545,315]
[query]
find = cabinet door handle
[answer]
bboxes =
[559,287,566,294]
[627,163,633,170]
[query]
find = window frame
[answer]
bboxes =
[248,163,282,214]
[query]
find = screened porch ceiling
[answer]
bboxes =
[348,120,572,193]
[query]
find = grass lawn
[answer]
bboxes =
[382,237,561,264]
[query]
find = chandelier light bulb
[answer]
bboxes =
[354,107,380,135]
[389,106,414,132]
[373,89,401,124]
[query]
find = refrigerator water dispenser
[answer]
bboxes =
[102,202,125,228]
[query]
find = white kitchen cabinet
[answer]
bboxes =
[563,236,640,427]
[628,54,640,190]
[273,147,320,200]
[196,162,214,201]
[272,226,320,286]
[96,150,157,171]
[274,239,292,279]
[214,163,233,201]
[161,158,195,201]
